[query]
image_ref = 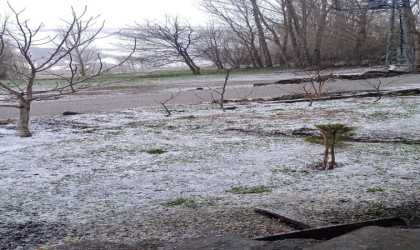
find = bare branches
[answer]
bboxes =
[211,69,231,111]
[0,4,136,137]
[274,69,334,106]
[155,89,182,116]
[123,16,201,74]
[363,78,393,102]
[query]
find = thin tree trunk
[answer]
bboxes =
[354,10,368,65]
[323,143,329,170]
[179,50,201,75]
[300,0,311,66]
[18,99,32,137]
[256,0,288,66]
[285,0,303,66]
[251,0,273,68]
[404,1,420,71]
[320,131,329,170]
[329,144,336,170]
[219,69,231,111]
[314,0,329,67]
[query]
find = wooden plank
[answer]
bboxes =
[254,208,312,230]
[254,217,406,241]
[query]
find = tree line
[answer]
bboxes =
[122,0,420,73]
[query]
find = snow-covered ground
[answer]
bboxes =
[0,92,419,247]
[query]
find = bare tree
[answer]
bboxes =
[253,0,289,66]
[199,24,250,69]
[313,0,331,67]
[199,24,226,69]
[123,16,201,75]
[211,69,231,111]
[155,89,181,116]
[250,0,273,67]
[0,4,135,137]
[59,25,102,77]
[363,78,392,102]
[404,0,420,71]
[0,17,24,79]
[200,0,265,68]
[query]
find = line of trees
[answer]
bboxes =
[120,0,420,73]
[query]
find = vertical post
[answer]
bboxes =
[386,0,396,67]
[400,0,415,72]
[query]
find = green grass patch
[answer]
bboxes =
[163,197,219,209]
[356,203,388,217]
[146,148,167,155]
[271,167,296,175]
[371,111,391,120]
[366,187,385,193]
[228,185,274,194]
[179,115,196,120]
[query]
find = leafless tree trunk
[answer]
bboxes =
[405,0,420,71]
[255,0,289,66]
[354,10,368,65]
[251,0,273,68]
[206,69,232,111]
[284,0,305,66]
[313,0,330,67]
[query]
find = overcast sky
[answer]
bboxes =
[0,0,209,28]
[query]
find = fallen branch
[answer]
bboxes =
[255,217,406,241]
[223,88,420,105]
[254,70,406,87]
[255,208,312,230]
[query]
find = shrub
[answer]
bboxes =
[307,123,355,170]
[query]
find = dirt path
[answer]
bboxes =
[1,72,419,119]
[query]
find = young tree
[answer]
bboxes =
[309,123,355,170]
[211,68,231,111]
[123,16,201,75]
[0,5,135,137]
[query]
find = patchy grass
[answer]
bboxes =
[163,197,219,209]
[366,187,385,193]
[357,204,388,217]
[146,148,167,154]
[228,185,274,194]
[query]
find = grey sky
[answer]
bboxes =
[1,0,209,28]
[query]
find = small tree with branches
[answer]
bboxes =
[363,78,392,102]
[307,123,355,170]
[301,69,334,106]
[0,4,135,137]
